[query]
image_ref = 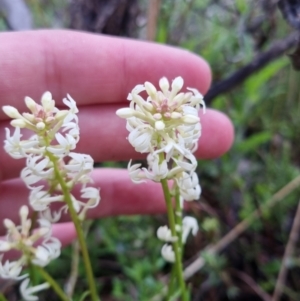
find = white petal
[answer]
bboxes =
[161,244,175,263]
[159,77,170,93]
[157,226,177,242]
[172,77,184,92]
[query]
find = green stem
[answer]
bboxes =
[174,187,183,259]
[35,265,70,301]
[48,152,99,301]
[28,262,38,286]
[166,265,177,299]
[161,178,188,301]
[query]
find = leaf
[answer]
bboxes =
[237,132,272,153]
[78,291,90,301]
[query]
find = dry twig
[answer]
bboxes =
[272,199,300,301]
[205,31,299,103]
[146,0,160,41]
[233,270,272,301]
[183,174,300,279]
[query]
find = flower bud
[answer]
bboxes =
[170,112,182,119]
[11,119,27,128]
[145,81,157,98]
[36,121,46,131]
[55,110,69,121]
[0,241,11,252]
[25,97,37,112]
[159,77,169,93]
[143,102,154,111]
[41,92,54,112]
[2,106,21,119]
[36,122,45,130]
[155,120,165,130]
[3,219,15,229]
[181,115,199,124]
[22,112,35,123]
[172,77,184,93]
[20,205,29,218]
[153,113,162,120]
[116,108,135,118]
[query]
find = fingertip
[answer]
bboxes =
[197,109,234,159]
[52,222,76,248]
[185,50,212,94]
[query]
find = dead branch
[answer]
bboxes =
[205,31,299,104]
[272,199,300,301]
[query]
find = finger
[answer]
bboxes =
[0,107,234,180]
[0,168,166,235]
[0,30,211,119]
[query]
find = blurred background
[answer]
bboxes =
[1,0,300,300]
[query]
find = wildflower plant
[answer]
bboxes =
[0,76,204,301]
[1,92,100,301]
[117,76,205,300]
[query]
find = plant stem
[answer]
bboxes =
[35,265,70,301]
[166,265,176,299]
[28,262,38,286]
[161,178,188,301]
[174,187,183,259]
[272,198,300,301]
[49,152,99,301]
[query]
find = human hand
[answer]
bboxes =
[0,30,234,247]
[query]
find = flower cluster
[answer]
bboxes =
[0,205,59,300]
[0,205,60,274]
[1,92,100,299]
[117,77,204,262]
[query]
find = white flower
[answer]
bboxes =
[47,132,77,156]
[127,84,145,100]
[143,154,168,181]
[3,206,50,248]
[63,94,79,123]
[127,161,146,183]
[0,240,11,252]
[78,187,101,219]
[0,256,27,280]
[117,77,204,156]
[65,152,94,174]
[187,87,206,111]
[29,186,64,211]
[157,225,178,242]
[21,155,54,188]
[182,216,199,244]
[0,206,61,282]
[173,151,197,173]
[80,187,100,207]
[4,127,38,159]
[128,124,155,153]
[40,91,54,110]
[176,171,201,201]
[39,208,62,224]
[20,278,50,301]
[32,237,61,267]
[161,244,175,263]
[156,133,186,162]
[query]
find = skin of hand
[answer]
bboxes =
[0,30,234,247]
